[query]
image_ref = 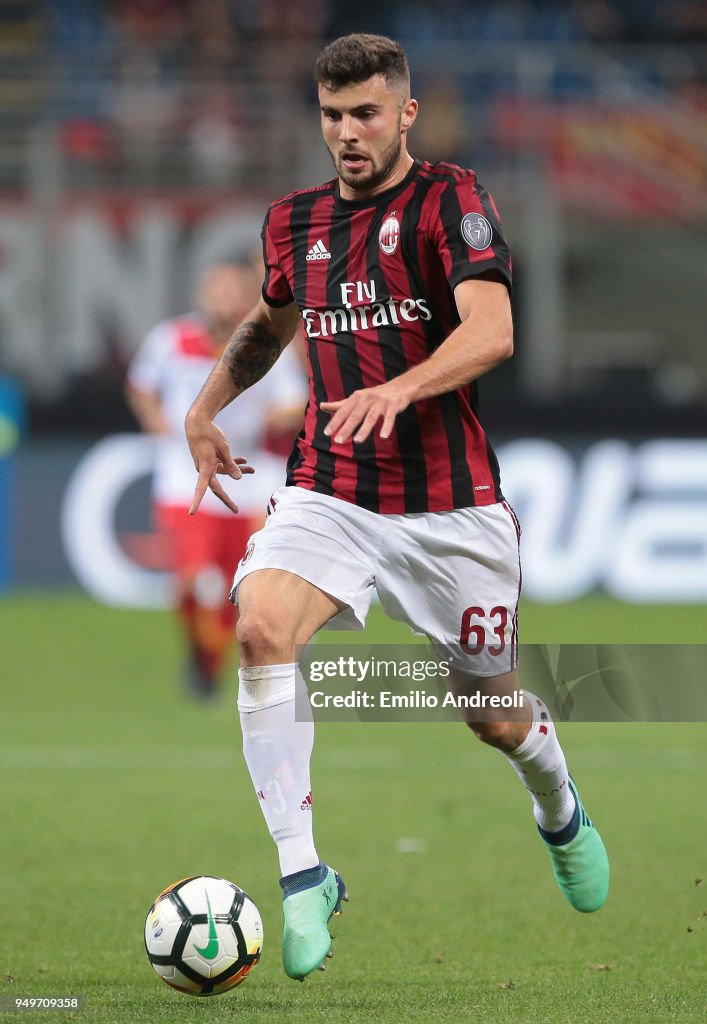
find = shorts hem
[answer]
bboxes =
[231,562,367,631]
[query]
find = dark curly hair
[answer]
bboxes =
[315,33,410,94]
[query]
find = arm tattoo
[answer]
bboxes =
[223,321,281,392]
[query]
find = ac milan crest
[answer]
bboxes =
[379,212,400,255]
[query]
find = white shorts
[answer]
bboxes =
[231,486,521,676]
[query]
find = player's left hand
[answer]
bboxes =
[321,381,411,445]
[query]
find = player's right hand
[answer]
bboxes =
[185,417,254,516]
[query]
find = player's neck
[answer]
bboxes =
[338,153,414,202]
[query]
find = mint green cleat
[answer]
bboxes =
[539,779,610,913]
[280,863,348,980]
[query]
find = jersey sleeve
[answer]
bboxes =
[126,321,174,393]
[261,209,294,308]
[429,174,512,294]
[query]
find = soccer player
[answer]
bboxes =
[127,260,305,696]
[185,34,610,977]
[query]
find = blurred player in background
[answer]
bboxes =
[185,35,610,979]
[127,260,306,696]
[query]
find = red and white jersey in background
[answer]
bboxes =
[127,313,306,516]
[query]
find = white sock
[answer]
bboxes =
[505,692,576,833]
[238,663,319,877]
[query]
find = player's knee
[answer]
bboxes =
[236,609,287,663]
[468,719,519,751]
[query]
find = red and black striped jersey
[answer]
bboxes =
[262,158,512,514]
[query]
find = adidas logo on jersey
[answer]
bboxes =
[306,239,331,261]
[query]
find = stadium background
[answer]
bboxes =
[1,3,705,1023]
[1,0,706,603]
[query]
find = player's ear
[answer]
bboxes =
[401,98,418,133]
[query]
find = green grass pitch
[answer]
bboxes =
[1,592,705,1023]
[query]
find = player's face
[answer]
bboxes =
[319,75,417,199]
[197,265,258,342]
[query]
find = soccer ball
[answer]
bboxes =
[144,875,263,996]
